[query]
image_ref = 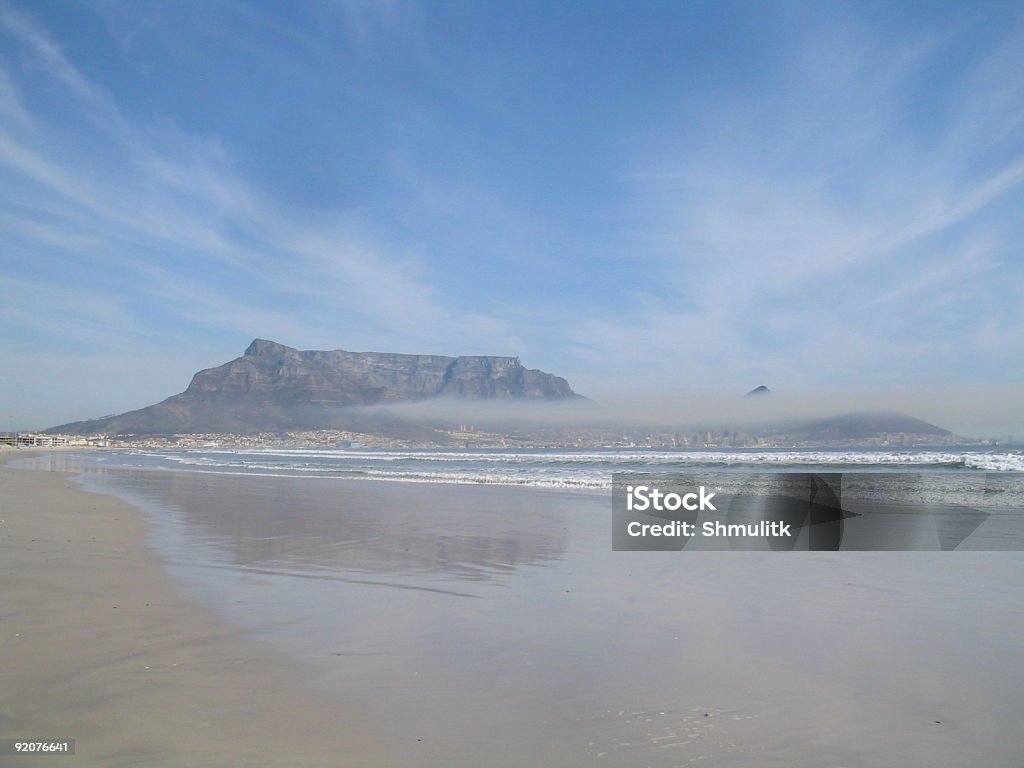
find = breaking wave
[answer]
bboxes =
[116,448,1024,489]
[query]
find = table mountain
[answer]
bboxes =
[50,339,582,436]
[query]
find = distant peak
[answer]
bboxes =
[244,339,294,357]
[745,385,771,398]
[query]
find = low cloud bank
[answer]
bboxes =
[364,386,1024,440]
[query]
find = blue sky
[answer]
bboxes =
[1,1,1023,432]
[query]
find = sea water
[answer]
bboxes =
[63,445,1024,488]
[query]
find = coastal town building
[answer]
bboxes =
[0,433,98,447]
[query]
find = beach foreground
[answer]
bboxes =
[0,457,382,768]
[3,452,1024,766]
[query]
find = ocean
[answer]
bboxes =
[67,446,1024,488]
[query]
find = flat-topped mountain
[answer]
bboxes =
[50,339,582,436]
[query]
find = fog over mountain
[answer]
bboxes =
[545,388,1017,440]
[357,394,955,442]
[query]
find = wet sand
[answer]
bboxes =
[4,451,1024,766]
[0,454,383,767]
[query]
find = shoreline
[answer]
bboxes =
[0,452,384,767]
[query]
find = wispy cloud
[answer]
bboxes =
[0,2,509,357]
[570,12,1024,397]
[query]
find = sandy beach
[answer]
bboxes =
[0,452,383,768]
[3,449,1024,767]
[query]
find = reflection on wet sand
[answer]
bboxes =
[119,469,573,583]
[23,453,573,583]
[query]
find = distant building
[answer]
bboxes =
[0,432,69,447]
[0,432,90,447]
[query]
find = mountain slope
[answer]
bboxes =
[776,411,952,441]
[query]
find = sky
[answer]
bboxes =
[1,0,1023,435]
